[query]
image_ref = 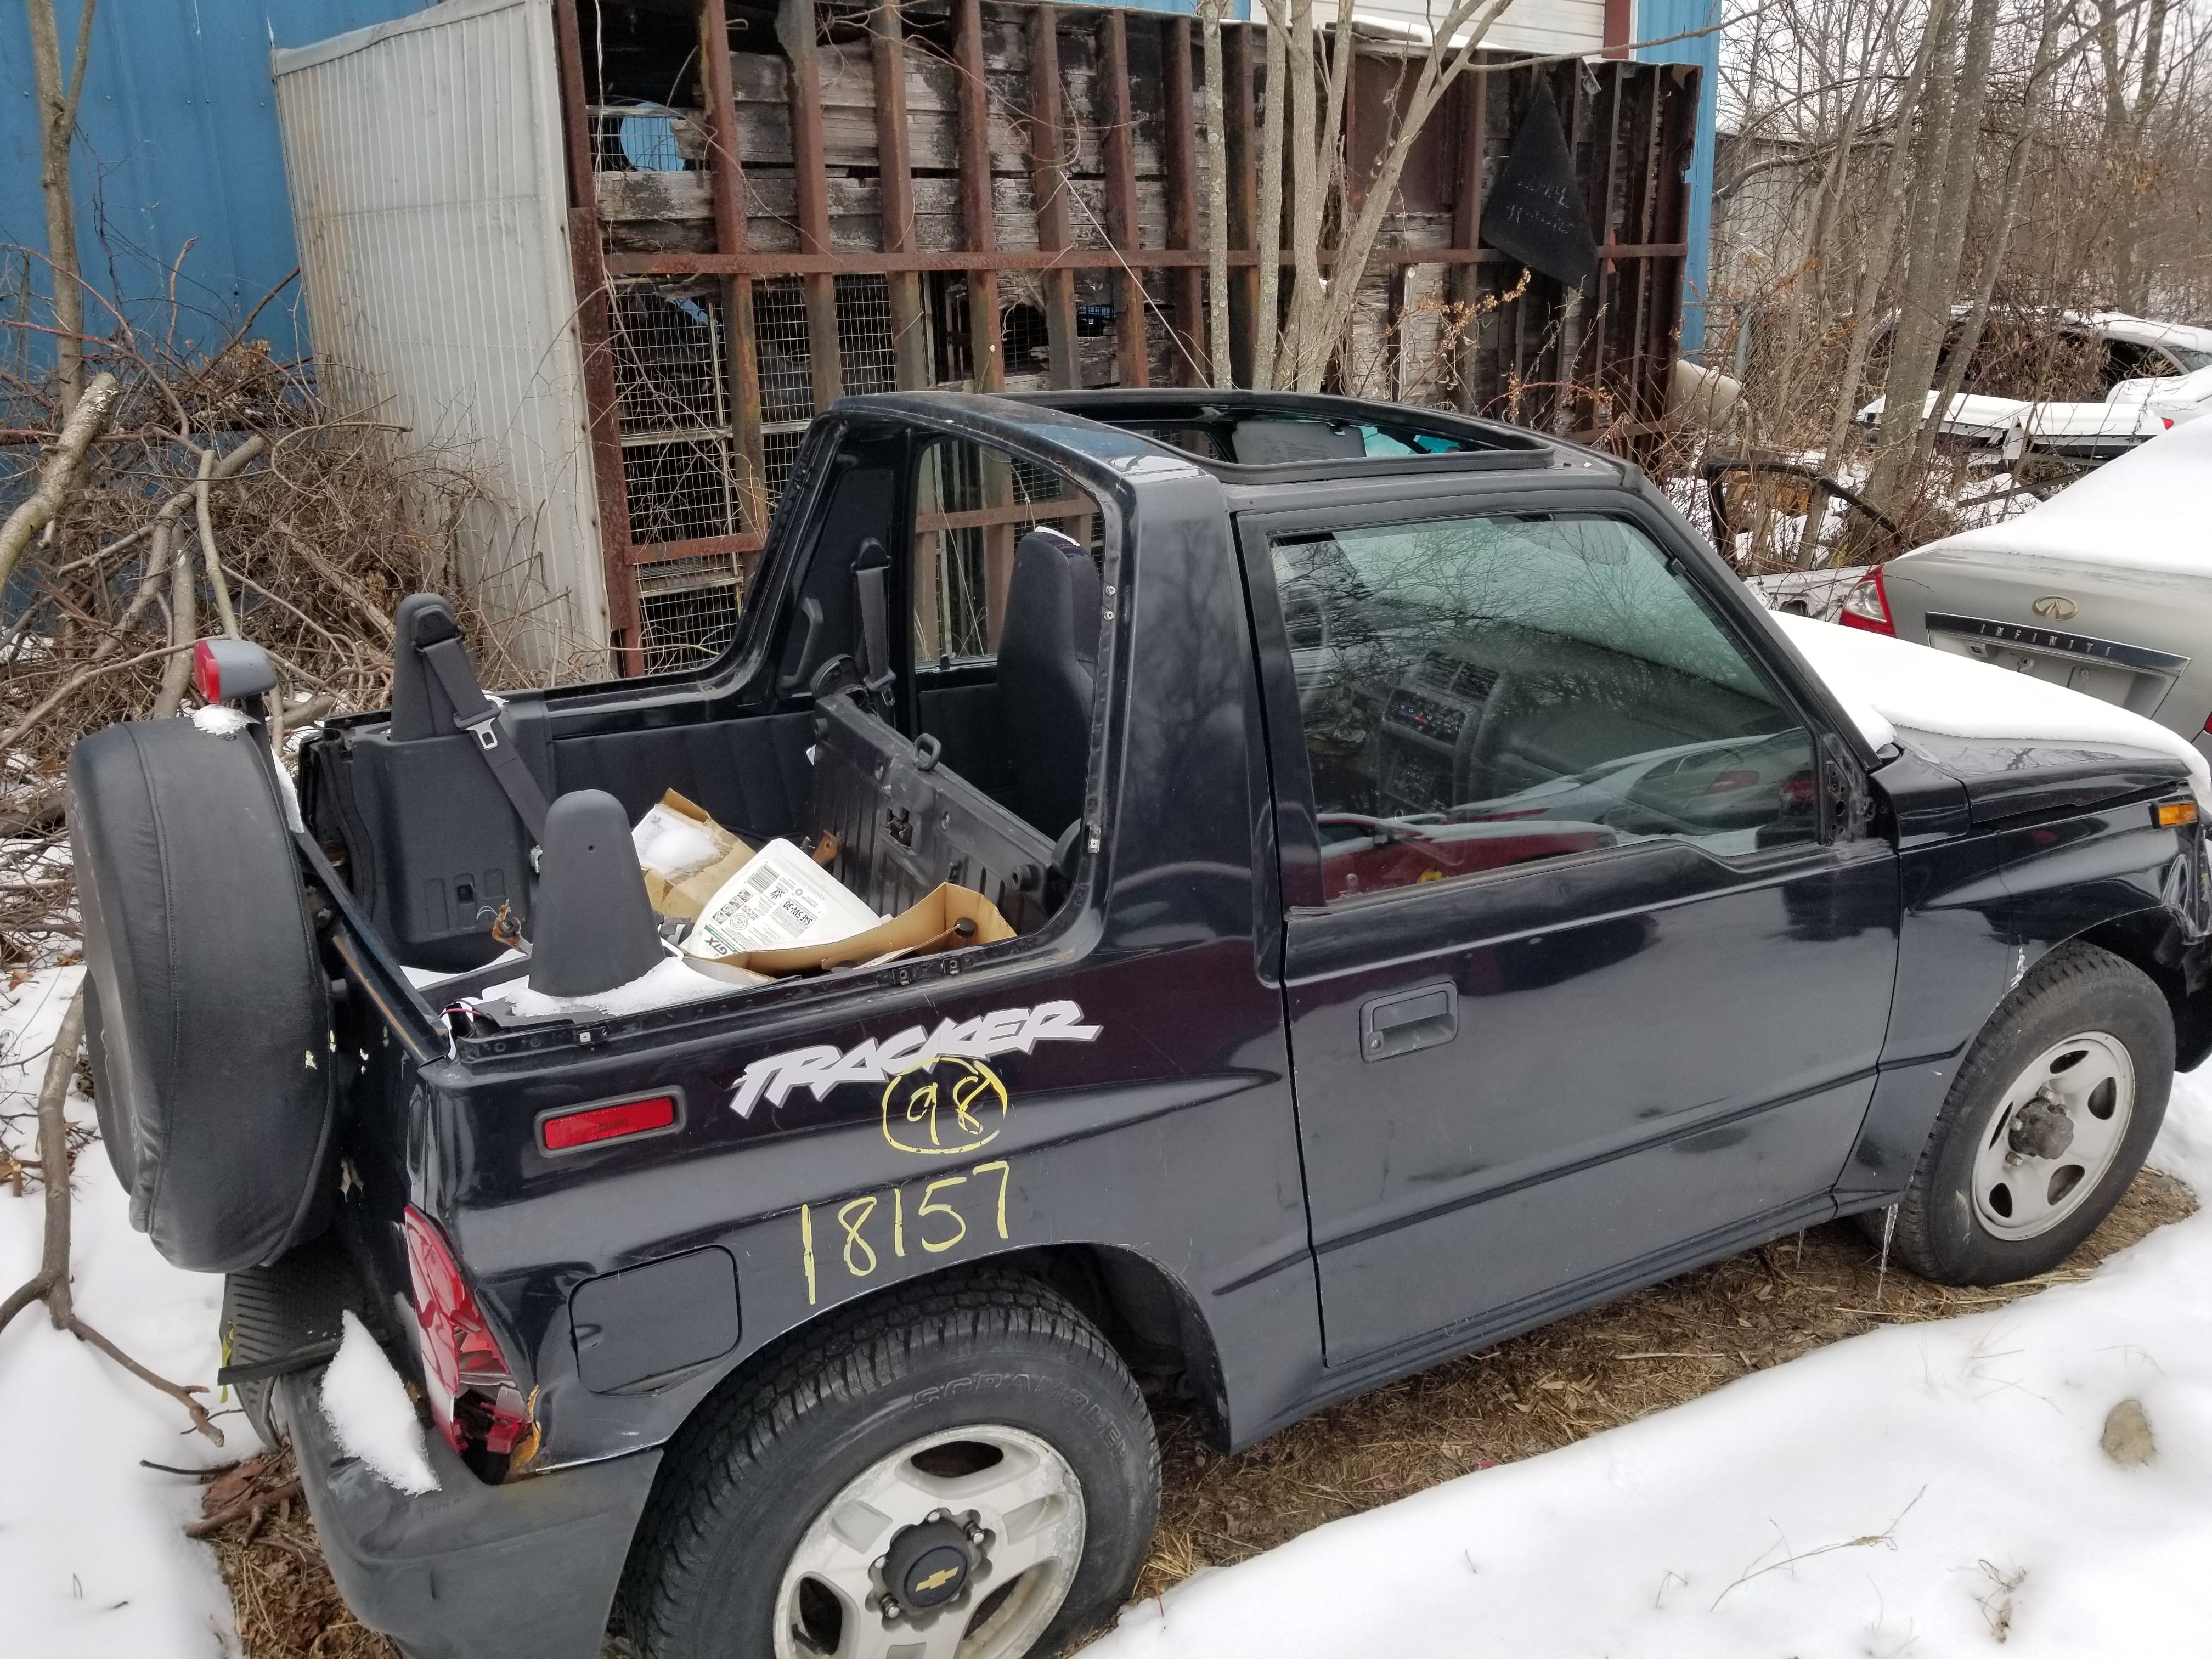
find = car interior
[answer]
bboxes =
[304,426,1112,978]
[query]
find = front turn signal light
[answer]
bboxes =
[2155,802,2198,827]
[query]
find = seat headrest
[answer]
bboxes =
[1002,527,1099,673]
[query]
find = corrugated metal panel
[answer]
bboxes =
[1638,0,1718,353]
[0,0,422,359]
[274,0,607,674]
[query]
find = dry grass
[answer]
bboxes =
[195,1449,397,1659]
[202,1171,2193,1655]
[1133,1167,2197,1600]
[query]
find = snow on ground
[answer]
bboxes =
[1093,1074,2212,1659]
[6,962,2212,1659]
[0,964,247,1658]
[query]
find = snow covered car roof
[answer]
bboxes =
[1900,409,2212,577]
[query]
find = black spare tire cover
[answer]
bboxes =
[67,718,333,1273]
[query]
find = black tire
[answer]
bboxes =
[620,1270,1160,1659]
[67,718,334,1272]
[1873,941,2171,1286]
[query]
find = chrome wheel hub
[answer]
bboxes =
[775,1424,1085,1659]
[1972,1031,2134,1241]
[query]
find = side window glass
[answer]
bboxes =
[911,438,1097,665]
[1273,514,1819,901]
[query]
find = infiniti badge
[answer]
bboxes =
[2032,595,2079,622]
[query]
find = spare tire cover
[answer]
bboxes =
[67,719,332,1273]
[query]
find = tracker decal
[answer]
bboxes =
[726,999,1102,1119]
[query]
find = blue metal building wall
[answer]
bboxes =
[1635,0,1717,354]
[0,0,424,361]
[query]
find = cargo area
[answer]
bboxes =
[298,414,1107,1013]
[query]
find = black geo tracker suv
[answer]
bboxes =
[68,392,2212,1659]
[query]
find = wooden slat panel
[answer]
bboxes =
[1164,17,1204,386]
[955,0,1003,391]
[917,496,1092,534]
[1028,5,1080,387]
[630,530,767,566]
[871,3,929,389]
[1102,11,1148,387]
[781,0,843,409]
[605,244,1688,277]
[699,0,767,547]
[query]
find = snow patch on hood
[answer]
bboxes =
[319,1311,439,1495]
[1772,611,2211,807]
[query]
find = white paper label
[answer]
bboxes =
[684,839,881,958]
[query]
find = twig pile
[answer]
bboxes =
[0,286,523,962]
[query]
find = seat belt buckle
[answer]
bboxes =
[457,709,502,751]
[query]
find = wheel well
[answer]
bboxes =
[654,1246,1228,1477]
[2074,911,2212,1070]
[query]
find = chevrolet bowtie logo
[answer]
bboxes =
[2032,595,2079,622]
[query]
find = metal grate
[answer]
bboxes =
[835,274,897,394]
[612,286,726,433]
[753,278,815,424]
[637,575,743,674]
[589,103,699,172]
[913,441,1096,664]
[761,428,808,510]
[622,437,743,545]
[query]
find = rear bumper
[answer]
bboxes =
[278,1372,661,1659]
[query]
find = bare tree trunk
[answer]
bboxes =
[1286,0,1323,390]
[1912,0,2068,481]
[1867,0,1997,529]
[2098,0,2171,313]
[1796,0,1950,561]
[0,370,116,600]
[1200,0,1232,387]
[1254,2,1288,389]
[25,0,97,419]
[1301,1,1515,380]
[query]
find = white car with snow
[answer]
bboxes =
[1837,413,2212,765]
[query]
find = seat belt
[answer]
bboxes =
[852,539,896,718]
[415,634,551,842]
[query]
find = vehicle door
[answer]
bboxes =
[1244,496,1900,1364]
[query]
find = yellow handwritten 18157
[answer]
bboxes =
[799,1159,1012,1305]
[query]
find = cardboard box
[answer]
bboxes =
[633,790,754,920]
[697,882,1015,978]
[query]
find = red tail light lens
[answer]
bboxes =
[402,1206,534,1465]
[1837,567,1895,635]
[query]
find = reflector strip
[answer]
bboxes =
[540,1094,679,1152]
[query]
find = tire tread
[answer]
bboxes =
[620,1267,1156,1658]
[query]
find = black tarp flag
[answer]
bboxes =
[1479,81,1600,289]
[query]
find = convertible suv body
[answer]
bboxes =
[66,391,2212,1659]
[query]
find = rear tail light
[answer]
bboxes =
[402,1206,535,1467]
[1837,567,1896,635]
[2163,417,2176,430]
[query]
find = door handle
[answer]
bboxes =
[1360,981,1459,1061]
